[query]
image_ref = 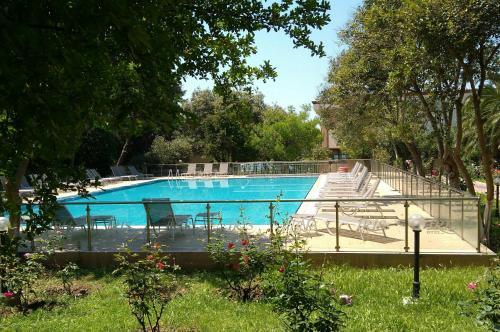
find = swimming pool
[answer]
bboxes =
[62,176,317,226]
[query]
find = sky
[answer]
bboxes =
[182,0,363,112]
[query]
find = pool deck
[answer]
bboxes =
[43,173,495,267]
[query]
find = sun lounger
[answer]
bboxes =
[110,166,138,181]
[142,198,193,239]
[201,163,213,176]
[86,169,122,184]
[181,164,197,176]
[54,205,116,229]
[214,163,229,176]
[127,166,154,179]
[0,176,35,196]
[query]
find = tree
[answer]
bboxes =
[250,105,322,161]
[0,1,331,240]
[181,89,265,162]
[319,0,500,242]
[147,136,193,164]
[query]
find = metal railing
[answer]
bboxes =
[370,160,479,250]
[146,159,371,177]
[31,194,480,254]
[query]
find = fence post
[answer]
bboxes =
[461,197,464,239]
[145,204,151,244]
[429,183,433,215]
[404,201,409,252]
[410,174,413,197]
[269,202,274,236]
[448,189,452,229]
[206,203,211,244]
[86,204,92,251]
[335,201,340,252]
[438,185,442,222]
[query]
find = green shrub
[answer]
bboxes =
[147,136,193,164]
[207,229,275,301]
[113,244,180,332]
[460,257,500,330]
[263,227,344,332]
[56,262,80,296]
[1,252,46,313]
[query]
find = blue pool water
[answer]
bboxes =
[62,176,317,226]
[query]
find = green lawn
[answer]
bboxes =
[0,266,490,332]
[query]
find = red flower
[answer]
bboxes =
[156,262,166,270]
[227,242,235,250]
[240,239,249,246]
[242,255,250,264]
[3,291,14,298]
[278,265,285,273]
[146,255,154,261]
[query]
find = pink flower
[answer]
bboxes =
[278,265,285,273]
[3,291,14,298]
[467,282,477,290]
[156,262,166,270]
[227,242,235,250]
[146,255,154,261]
[240,239,249,246]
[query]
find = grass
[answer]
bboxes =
[0,266,491,332]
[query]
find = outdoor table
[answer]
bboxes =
[194,212,223,229]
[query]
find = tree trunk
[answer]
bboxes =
[469,85,494,244]
[116,138,130,166]
[451,100,476,195]
[404,141,425,176]
[5,159,30,239]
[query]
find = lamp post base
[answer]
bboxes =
[412,281,420,298]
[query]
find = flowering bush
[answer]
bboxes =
[262,225,344,331]
[207,232,275,301]
[113,244,179,332]
[1,252,46,313]
[460,258,499,330]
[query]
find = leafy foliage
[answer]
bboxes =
[250,105,322,161]
[207,229,275,301]
[114,245,180,332]
[1,252,46,313]
[461,258,500,331]
[55,262,80,296]
[147,136,193,164]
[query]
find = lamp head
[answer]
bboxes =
[0,216,9,232]
[409,214,423,231]
[494,176,500,186]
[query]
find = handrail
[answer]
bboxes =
[48,196,479,206]
[376,161,466,196]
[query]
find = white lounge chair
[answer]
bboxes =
[201,163,213,176]
[214,163,229,176]
[181,164,197,176]
[319,214,387,241]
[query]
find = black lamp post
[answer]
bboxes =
[0,216,9,292]
[494,176,500,218]
[409,214,423,298]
